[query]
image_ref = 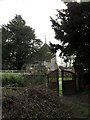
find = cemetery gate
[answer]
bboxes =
[47,69,59,95]
[61,69,76,95]
[47,69,77,96]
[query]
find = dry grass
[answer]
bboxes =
[2,87,72,119]
[2,87,90,119]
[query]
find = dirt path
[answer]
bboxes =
[60,91,89,118]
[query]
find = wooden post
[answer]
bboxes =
[75,73,79,92]
[62,70,64,95]
[56,69,59,96]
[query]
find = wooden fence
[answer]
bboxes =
[61,70,76,95]
[47,69,59,95]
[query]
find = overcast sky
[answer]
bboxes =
[0,0,66,44]
[0,0,67,65]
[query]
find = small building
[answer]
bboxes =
[26,63,47,75]
[42,56,58,72]
[25,43,58,75]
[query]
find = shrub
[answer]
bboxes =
[0,73,47,87]
[24,75,46,86]
[1,73,25,87]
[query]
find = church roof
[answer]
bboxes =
[41,43,55,57]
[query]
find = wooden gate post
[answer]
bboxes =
[61,70,76,95]
[56,69,59,96]
[61,70,64,95]
[47,69,59,96]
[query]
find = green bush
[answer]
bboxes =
[1,73,25,87]
[1,73,46,87]
[24,75,46,86]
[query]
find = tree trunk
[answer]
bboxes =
[16,62,23,70]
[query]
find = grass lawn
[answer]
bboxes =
[59,76,72,81]
[59,84,62,94]
[59,77,62,94]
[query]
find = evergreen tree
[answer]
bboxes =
[50,2,90,72]
[2,15,42,70]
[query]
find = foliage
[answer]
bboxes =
[2,15,42,70]
[24,75,46,86]
[1,73,25,87]
[50,2,90,72]
[1,73,46,87]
